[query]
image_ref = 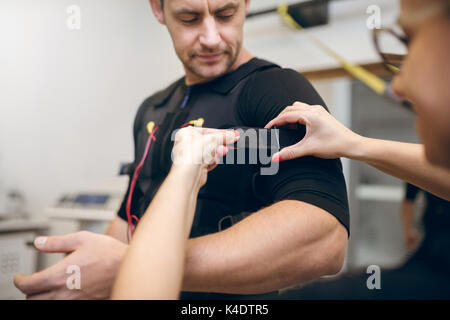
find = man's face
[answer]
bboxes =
[393,0,450,168]
[158,0,249,83]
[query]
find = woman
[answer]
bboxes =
[266,0,450,299]
[112,127,239,299]
[266,0,450,201]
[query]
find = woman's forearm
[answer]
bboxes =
[267,103,450,200]
[111,127,238,299]
[112,166,202,299]
[348,137,450,200]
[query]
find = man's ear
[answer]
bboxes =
[149,0,166,25]
[244,0,251,15]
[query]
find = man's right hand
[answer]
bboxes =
[14,231,127,300]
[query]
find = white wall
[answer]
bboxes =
[0,0,400,218]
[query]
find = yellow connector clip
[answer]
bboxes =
[146,121,155,134]
[190,118,204,127]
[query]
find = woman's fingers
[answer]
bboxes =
[215,145,230,158]
[198,129,238,166]
[272,141,309,163]
[265,110,308,129]
[265,105,310,129]
[206,145,229,172]
[265,103,326,129]
[197,127,240,146]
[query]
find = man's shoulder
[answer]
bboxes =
[237,62,325,127]
[132,77,184,133]
[141,77,185,109]
[243,61,320,103]
[246,63,309,88]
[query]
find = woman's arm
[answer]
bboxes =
[266,102,450,200]
[350,138,450,200]
[111,166,202,300]
[111,127,238,300]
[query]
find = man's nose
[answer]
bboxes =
[199,17,221,49]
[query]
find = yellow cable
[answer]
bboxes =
[277,4,387,95]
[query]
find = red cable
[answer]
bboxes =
[125,121,200,239]
[126,126,159,238]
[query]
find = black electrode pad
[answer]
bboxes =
[220,126,306,166]
[231,126,305,151]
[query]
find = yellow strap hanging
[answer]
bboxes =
[277,4,387,95]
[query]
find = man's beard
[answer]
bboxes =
[183,45,241,82]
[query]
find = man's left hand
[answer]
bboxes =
[14,231,127,300]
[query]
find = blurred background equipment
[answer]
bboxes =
[44,178,127,234]
[0,220,47,299]
[247,0,331,28]
[1,190,28,220]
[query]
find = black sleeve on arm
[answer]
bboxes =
[237,68,350,235]
[237,68,329,127]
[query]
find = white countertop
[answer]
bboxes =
[0,219,49,233]
[44,207,116,221]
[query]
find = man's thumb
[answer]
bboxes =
[34,232,83,253]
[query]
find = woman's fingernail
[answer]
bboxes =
[34,236,47,247]
[272,154,283,163]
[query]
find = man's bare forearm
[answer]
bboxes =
[349,138,450,200]
[182,200,347,295]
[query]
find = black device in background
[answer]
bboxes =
[246,0,330,28]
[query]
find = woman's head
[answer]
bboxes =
[392,0,450,168]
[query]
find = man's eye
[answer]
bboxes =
[217,14,233,20]
[179,14,198,23]
[181,18,198,23]
[217,9,236,20]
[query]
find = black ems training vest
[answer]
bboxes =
[124,59,280,238]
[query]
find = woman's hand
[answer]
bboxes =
[265,102,362,161]
[171,126,240,187]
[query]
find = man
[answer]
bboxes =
[14,0,349,299]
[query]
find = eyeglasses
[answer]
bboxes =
[372,27,414,111]
[372,27,409,74]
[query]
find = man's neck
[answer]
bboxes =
[184,48,254,86]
